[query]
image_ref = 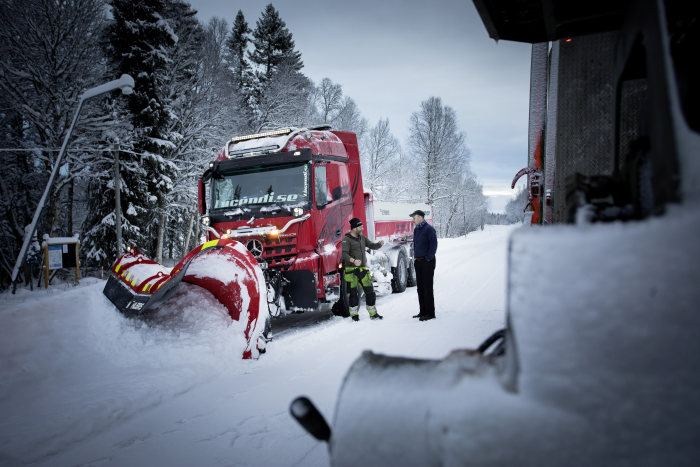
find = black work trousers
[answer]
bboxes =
[415,258,435,318]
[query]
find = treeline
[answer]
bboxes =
[0,0,488,289]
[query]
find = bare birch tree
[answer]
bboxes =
[317,78,344,124]
[360,118,401,198]
[408,96,469,202]
[408,97,474,236]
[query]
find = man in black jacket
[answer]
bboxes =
[341,217,384,321]
[410,210,438,321]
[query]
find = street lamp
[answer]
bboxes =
[11,74,135,293]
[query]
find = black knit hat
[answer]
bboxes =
[409,210,425,218]
[349,217,363,229]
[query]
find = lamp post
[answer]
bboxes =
[11,74,134,293]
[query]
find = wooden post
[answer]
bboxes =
[114,145,123,256]
[75,243,80,284]
[43,244,49,288]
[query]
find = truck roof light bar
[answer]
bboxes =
[223,127,323,159]
[229,128,293,143]
[227,145,280,158]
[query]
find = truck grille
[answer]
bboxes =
[263,237,296,270]
[265,245,295,255]
[266,254,296,270]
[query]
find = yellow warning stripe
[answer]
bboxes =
[201,239,219,250]
[115,264,121,273]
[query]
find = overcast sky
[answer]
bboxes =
[189,0,532,212]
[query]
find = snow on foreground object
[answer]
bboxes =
[0,226,513,466]
[328,207,700,466]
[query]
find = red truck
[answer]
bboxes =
[103,126,430,356]
[200,126,429,313]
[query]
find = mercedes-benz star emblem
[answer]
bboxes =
[246,239,263,257]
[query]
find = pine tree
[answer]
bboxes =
[104,0,176,257]
[247,4,310,131]
[226,10,252,92]
[79,98,138,269]
[225,10,255,132]
[249,4,303,82]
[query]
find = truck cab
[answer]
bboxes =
[199,127,423,314]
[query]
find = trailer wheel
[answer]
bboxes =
[391,251,408,293]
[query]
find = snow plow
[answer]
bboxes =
[103,238,267,359]
[104,126,429,357]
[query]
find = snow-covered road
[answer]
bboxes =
[0,225,515,466]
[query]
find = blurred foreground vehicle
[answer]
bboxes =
[291,0,700,464]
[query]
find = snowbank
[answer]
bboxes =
[0,226,513,466]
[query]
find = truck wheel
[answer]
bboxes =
[391,251,408,293]
[406,256,416,287]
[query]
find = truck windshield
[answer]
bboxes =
[212,163,309,211]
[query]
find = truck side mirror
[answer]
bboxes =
[315,165,328,208]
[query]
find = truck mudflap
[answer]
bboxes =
[281,270,318,311]
[103,239,267,359]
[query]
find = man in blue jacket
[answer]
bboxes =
[410,210,438,321]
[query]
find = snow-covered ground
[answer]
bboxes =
[0,225,514,467]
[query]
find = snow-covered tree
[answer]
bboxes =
[104,0,176,260]
[224,10,255,132]
[333,97,368,139]
[247,4,312,131]
[504,186,531,223]
[226,10,252,91]
[408,96,477,236]
[360,118,402,198]
[144,0,205,263]
[253,57,314,131]
[0,0,109,285]
[317,78,344,124]
[249,4,303,82]
[79,114,137,268]
[408,96,470,206]
[201,17,239,135]
[442,174,488,236]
